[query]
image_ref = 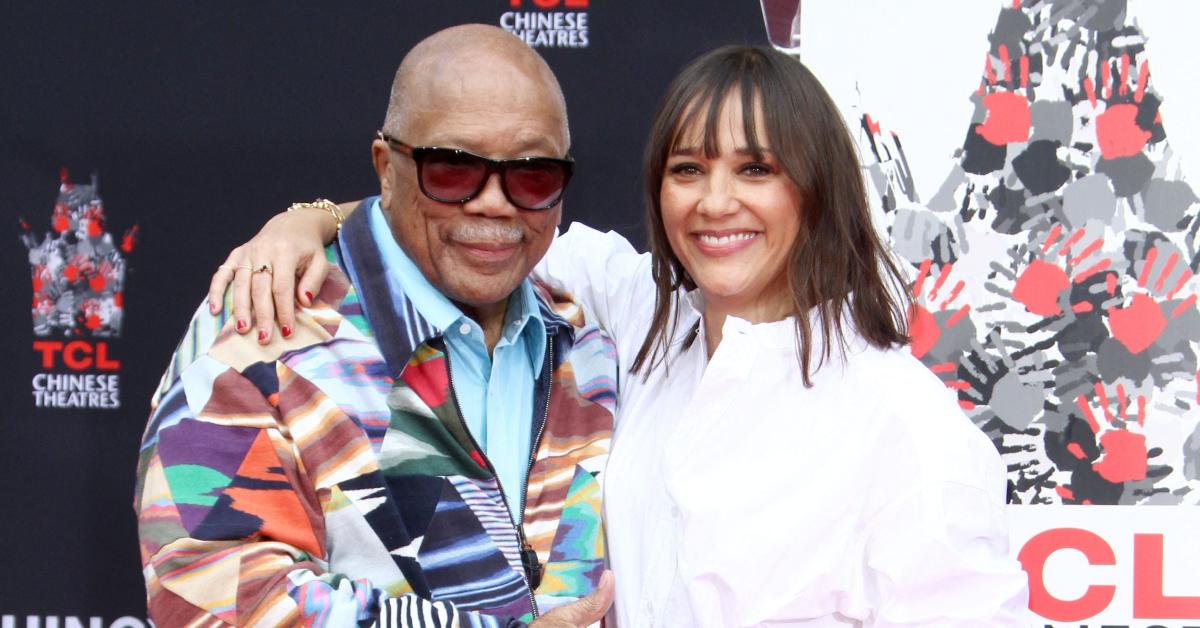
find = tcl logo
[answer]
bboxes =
[1019,528,1200,621]
[508,0,588,7]
[32,340,120,370]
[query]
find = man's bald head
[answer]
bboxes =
[371,24,571,330]
[382,24,569,149]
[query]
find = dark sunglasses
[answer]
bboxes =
[377,131,574,211]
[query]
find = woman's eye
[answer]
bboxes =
[669,163,702,176]
[742,162,774,176]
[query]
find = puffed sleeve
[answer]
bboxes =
[534,222,655,357]
[862,444,1032,626]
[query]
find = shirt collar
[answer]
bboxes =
[508,275,547,374]
[368,198,546,372]
[681,287,803,351]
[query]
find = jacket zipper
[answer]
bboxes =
[442,335,554,619]
[519,336,553,595]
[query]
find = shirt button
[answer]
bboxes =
[458,322,471,335]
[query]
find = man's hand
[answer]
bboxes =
[530,570,614,627]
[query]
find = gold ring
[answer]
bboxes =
[236,264,252,271]
[252,263,273,275]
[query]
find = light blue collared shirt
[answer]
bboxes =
[369,200,546,521]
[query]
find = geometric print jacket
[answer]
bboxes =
[134,203,617,626]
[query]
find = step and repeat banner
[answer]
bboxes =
[2,1,1197,625]
[800,1,1200,625]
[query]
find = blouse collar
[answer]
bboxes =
[681,288,867,359]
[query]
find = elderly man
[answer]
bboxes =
[135,25,616,627]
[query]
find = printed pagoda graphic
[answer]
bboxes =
[21,169,137,338]
[861,0,1200,506]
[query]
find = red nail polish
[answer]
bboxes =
[282,325,293,338]
[258,330,268,342]
[304,291,314,304]
[236,319,248,332]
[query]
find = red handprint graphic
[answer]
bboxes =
[909,258,972,361]
[974,44,1031,146]
[1107,237,1196,356]
[991,223,1113,320]
[960,45,1036,180]
[1073,382,1149,484]
[1082,52,1156,160]
[1055,381,1165,505]
[909,258,983,406]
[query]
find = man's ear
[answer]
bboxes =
[373,139,393,207]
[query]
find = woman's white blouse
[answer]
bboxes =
[536,224,1030,627]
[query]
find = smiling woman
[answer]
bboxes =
[659,94,803,343]
[207,45,1031,626]
[635,45,908,386]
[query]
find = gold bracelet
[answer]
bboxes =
[287,198,345,231]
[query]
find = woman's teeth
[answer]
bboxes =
[698,232,757,245]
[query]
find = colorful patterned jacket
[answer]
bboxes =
[135,202,617,626]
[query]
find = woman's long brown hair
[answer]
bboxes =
[631,45,910,385]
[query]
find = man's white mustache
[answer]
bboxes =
[449,222,524,243]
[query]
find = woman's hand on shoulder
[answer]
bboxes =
[208,202,344,343]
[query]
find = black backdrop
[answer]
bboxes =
[0,1,766,621]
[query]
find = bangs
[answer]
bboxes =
[668,64,768,160]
